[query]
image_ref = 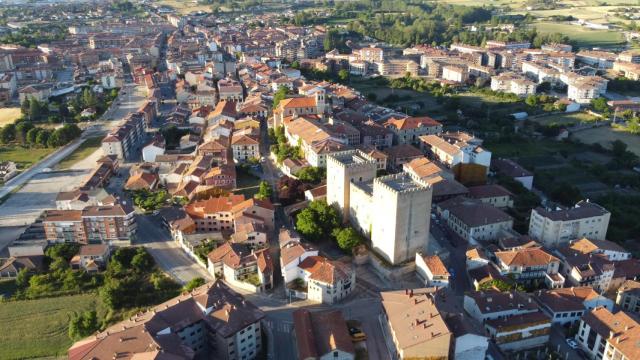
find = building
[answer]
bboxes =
[576,50,617,69]
[437,197,513,243]
[443,313,488,360]
[493,247,562,287]
[272,93,325,128]
[102,112,147,160]
[68,281,264,360]
[207,242,273,292]
[217,78,244,102]
[534,286,613,326]
[381,289,451,360]
[42,203,136,245]
[566,75,608,104]
[293,309,355,360]
[419,132,491,173]
[280,236,318,285]
[184,195,274,234]
[415,253,450,288]
[616,280,640,314]
[613,61,640,81]
[491,158,534,190]
[297,256,355,304]
[71,244,111,272]
[464,290,539,323]
[576,307,640,360]
[490,73,536,97]
[528,201,611,248]
[230,134,259,162]
[467,184,513,209]
[484,311,551,352]
[384,116,442,145]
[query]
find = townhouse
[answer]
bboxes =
[383,116,443,145]
[207,242,273,292]
[296,256,355,304]
[418,132,492,173]
[437,197,513,243]
[534,286,613,326]
[493,247,562,288]
[293,309,355,360]
[616,280,640,314]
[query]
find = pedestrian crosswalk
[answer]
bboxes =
[263,319,292,333]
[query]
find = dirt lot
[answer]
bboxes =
[571,127,640,157]
[0,108,22,126]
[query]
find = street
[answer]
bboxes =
[549,325,585,360]
[135,214,213,284]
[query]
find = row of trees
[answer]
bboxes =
[268,125,303,163]
[0,121,81,148]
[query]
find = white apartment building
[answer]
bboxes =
[327,150,433,265]
[576,307,640,360]
[102,112,147,160]
[490,72,537,97]
[437,197,513,243]
[442,65,468,83]
[230,134,259,162]
[528,201,611,248]
[566,75,608,104]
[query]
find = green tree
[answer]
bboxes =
[338,69,349,82]
[35,129,50,147]
[131,247,154,272]
[29,98,43,120]
[15,268,32,289]
[525,94,538,107]
[295,200,340,242]
[332,226,362,252]
[591,97,609,113]
[272,86,290,109]
[296,166,325,183]
[255,181,273,200]
[184,277,206,292]
[26,127,40,145]
[69,310,99,340]
[0,123,16,144]
[21,97,30,116]
[15,121,34,145]
[291,60,300,69]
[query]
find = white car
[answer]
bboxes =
[566,338,578,349]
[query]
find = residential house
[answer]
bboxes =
[384,116,442,145]
[415,253,450,288]
[437,197,513,243]
[576,307,640,360]
[467,184,514,209]
[493,247,562,288]
[230,134,259,162]
[207,242,273,292]
[297,256,355,304]
[534,286,613,326]
[292,309,355,360]
[491,158,534,190]
[71,244,110,273]
[616,280,640,314]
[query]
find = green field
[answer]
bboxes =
[56,136,103,170]
[529,112,600,126]
[571,126,640,157]
[0,145,56,169]
[0,294,98,359]
[533,22,626,48]
[234,168,262,198]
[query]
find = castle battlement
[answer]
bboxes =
[374,172,431,194]
[327,149,376,170]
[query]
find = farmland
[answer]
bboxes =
[571,127,640,157]
[0,145,56,169]
[529,112,600,126]
[532,22,626,49]
[0,108,22,127]
[0,294,98,359]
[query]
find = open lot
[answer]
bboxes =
[0,108,22,126]
[529,112,600,126]
[156,0,217,14]
[0,145,56,170]
[0,294,97,359]
[56,136,103,170]
[571,126,640,157]
[533,22,626,48]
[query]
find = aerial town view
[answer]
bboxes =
[1,0,640,359]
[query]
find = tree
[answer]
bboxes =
[69,310,99,340]
[338,69,349,82]
[26,127,40,145]
[15,121,34,145]
[591,97,609,113]
[35,129,50,147]
[525,94,538,107]
[21,98,30,116]
[255,181,273,200]
[184,277,206,292]
[332,226,362,252]
[29,98,44,120]
[272,86,290,109]
[291,60,300,69]
[0,123,16,144]
[131,247,154,272]
[15,268,32,289]
[611,140,628,158]
[295,200,340,242]
[296,166,325,184]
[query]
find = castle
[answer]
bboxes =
[327,150,433,265]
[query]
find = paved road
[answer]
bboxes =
[549,325,585,360]
[135,214,212,285]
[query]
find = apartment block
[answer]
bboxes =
[102,112,147,160]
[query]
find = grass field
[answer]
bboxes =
[234,168,262,198]
[156,0,218,14]
[0,145,56,169]
[56,136,103,170]
[533,22,626,48]
[529,112,600,126]
[571,126,640,156]
[0,108,22,127]
[0,294,98,359]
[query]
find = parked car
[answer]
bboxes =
[566,338,578,349]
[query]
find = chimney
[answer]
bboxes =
[610,331,615,339]
[410,289,414,297]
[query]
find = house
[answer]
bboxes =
[207,242,273,292]
[292,309,355,360]
[71,244,110,273]
[437,197,513,243]
[467,184,514,208]
[464,290,539,323]
[304,185,327,202]
[403,157,468,202]
[0,255,44,278]
[493,247,562,288]
[444,313,489,360]
[273,93,325,128]
[555,242,616,292]
[142,135,165,162]
[124,172,158,191]
[534,286,613,326]
[208,100,238,124]
[68,281,265,360]
[419,132,492,176]
[217,78,243,102]
[484,311,552,352]
[380,288,452,360]
[18,83,52,103]
[616,280,640,314]
[566,237,631,262]
[297,256,355,304]
[280,240,319,285]
[528,201,611,248]
[491,158,534,190]
[382,144,423,170]
[230,222,268,249]
[415,253,450,288]
[384,116,442,145]
[230,134,259,162]
[576,307,640,360]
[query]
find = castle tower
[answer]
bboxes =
[326,150,377,223]
[371,173,432,265]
